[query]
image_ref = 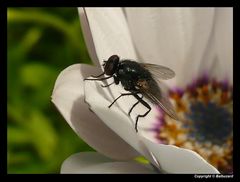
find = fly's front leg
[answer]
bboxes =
[101,82,115,87]
[84,75,113,81]
[90,72,105,78]
[101,75,119,87]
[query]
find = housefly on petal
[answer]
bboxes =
[84,55,179,132]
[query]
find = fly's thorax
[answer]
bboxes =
[117,60,151,80]
[116,60,153,91]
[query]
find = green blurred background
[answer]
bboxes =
[7,7,94,173]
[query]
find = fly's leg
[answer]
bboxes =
[101,75,119,87]
[128,94,143,116]
[84,75,112,81]
[101,82,115,87]
[133,94,151,132]
[90,72,105,78]
[84,72,108,80]
[108,93,136,108]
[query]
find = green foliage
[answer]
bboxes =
[7,7,94,173]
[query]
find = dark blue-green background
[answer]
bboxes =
[7,7,94,173]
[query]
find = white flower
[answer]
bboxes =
[51,8,232,174]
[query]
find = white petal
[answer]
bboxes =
[83,8,137,66]
[139,136,220,174]
[52,64,139,160]
[126,8,215,87]
[61,152,155,174]
[61,152,113,173]
[201,8,233,83]
[215,8,233,83]
[78,8,100,66]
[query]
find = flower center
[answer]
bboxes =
[152,75,233,173]
[185,101,232,145]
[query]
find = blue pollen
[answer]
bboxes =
[185,101,232,145]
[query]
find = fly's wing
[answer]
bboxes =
[138,78,179,121]
[140,63,175,80]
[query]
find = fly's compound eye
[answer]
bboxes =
[104,55,120,75]
[108,55,119,63]
[102,61,107,67]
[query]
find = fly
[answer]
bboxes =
[85,55,179,132]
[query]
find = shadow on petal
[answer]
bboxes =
[70,95,139,160]
[52,64,139,160]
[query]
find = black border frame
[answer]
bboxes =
[1,0,238,180]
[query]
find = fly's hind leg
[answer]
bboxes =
[128,94,143,116]
[108,93,135,108]
[133,94,151,132]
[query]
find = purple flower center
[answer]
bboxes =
[186,101,232,145]
[152,75,233,173]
